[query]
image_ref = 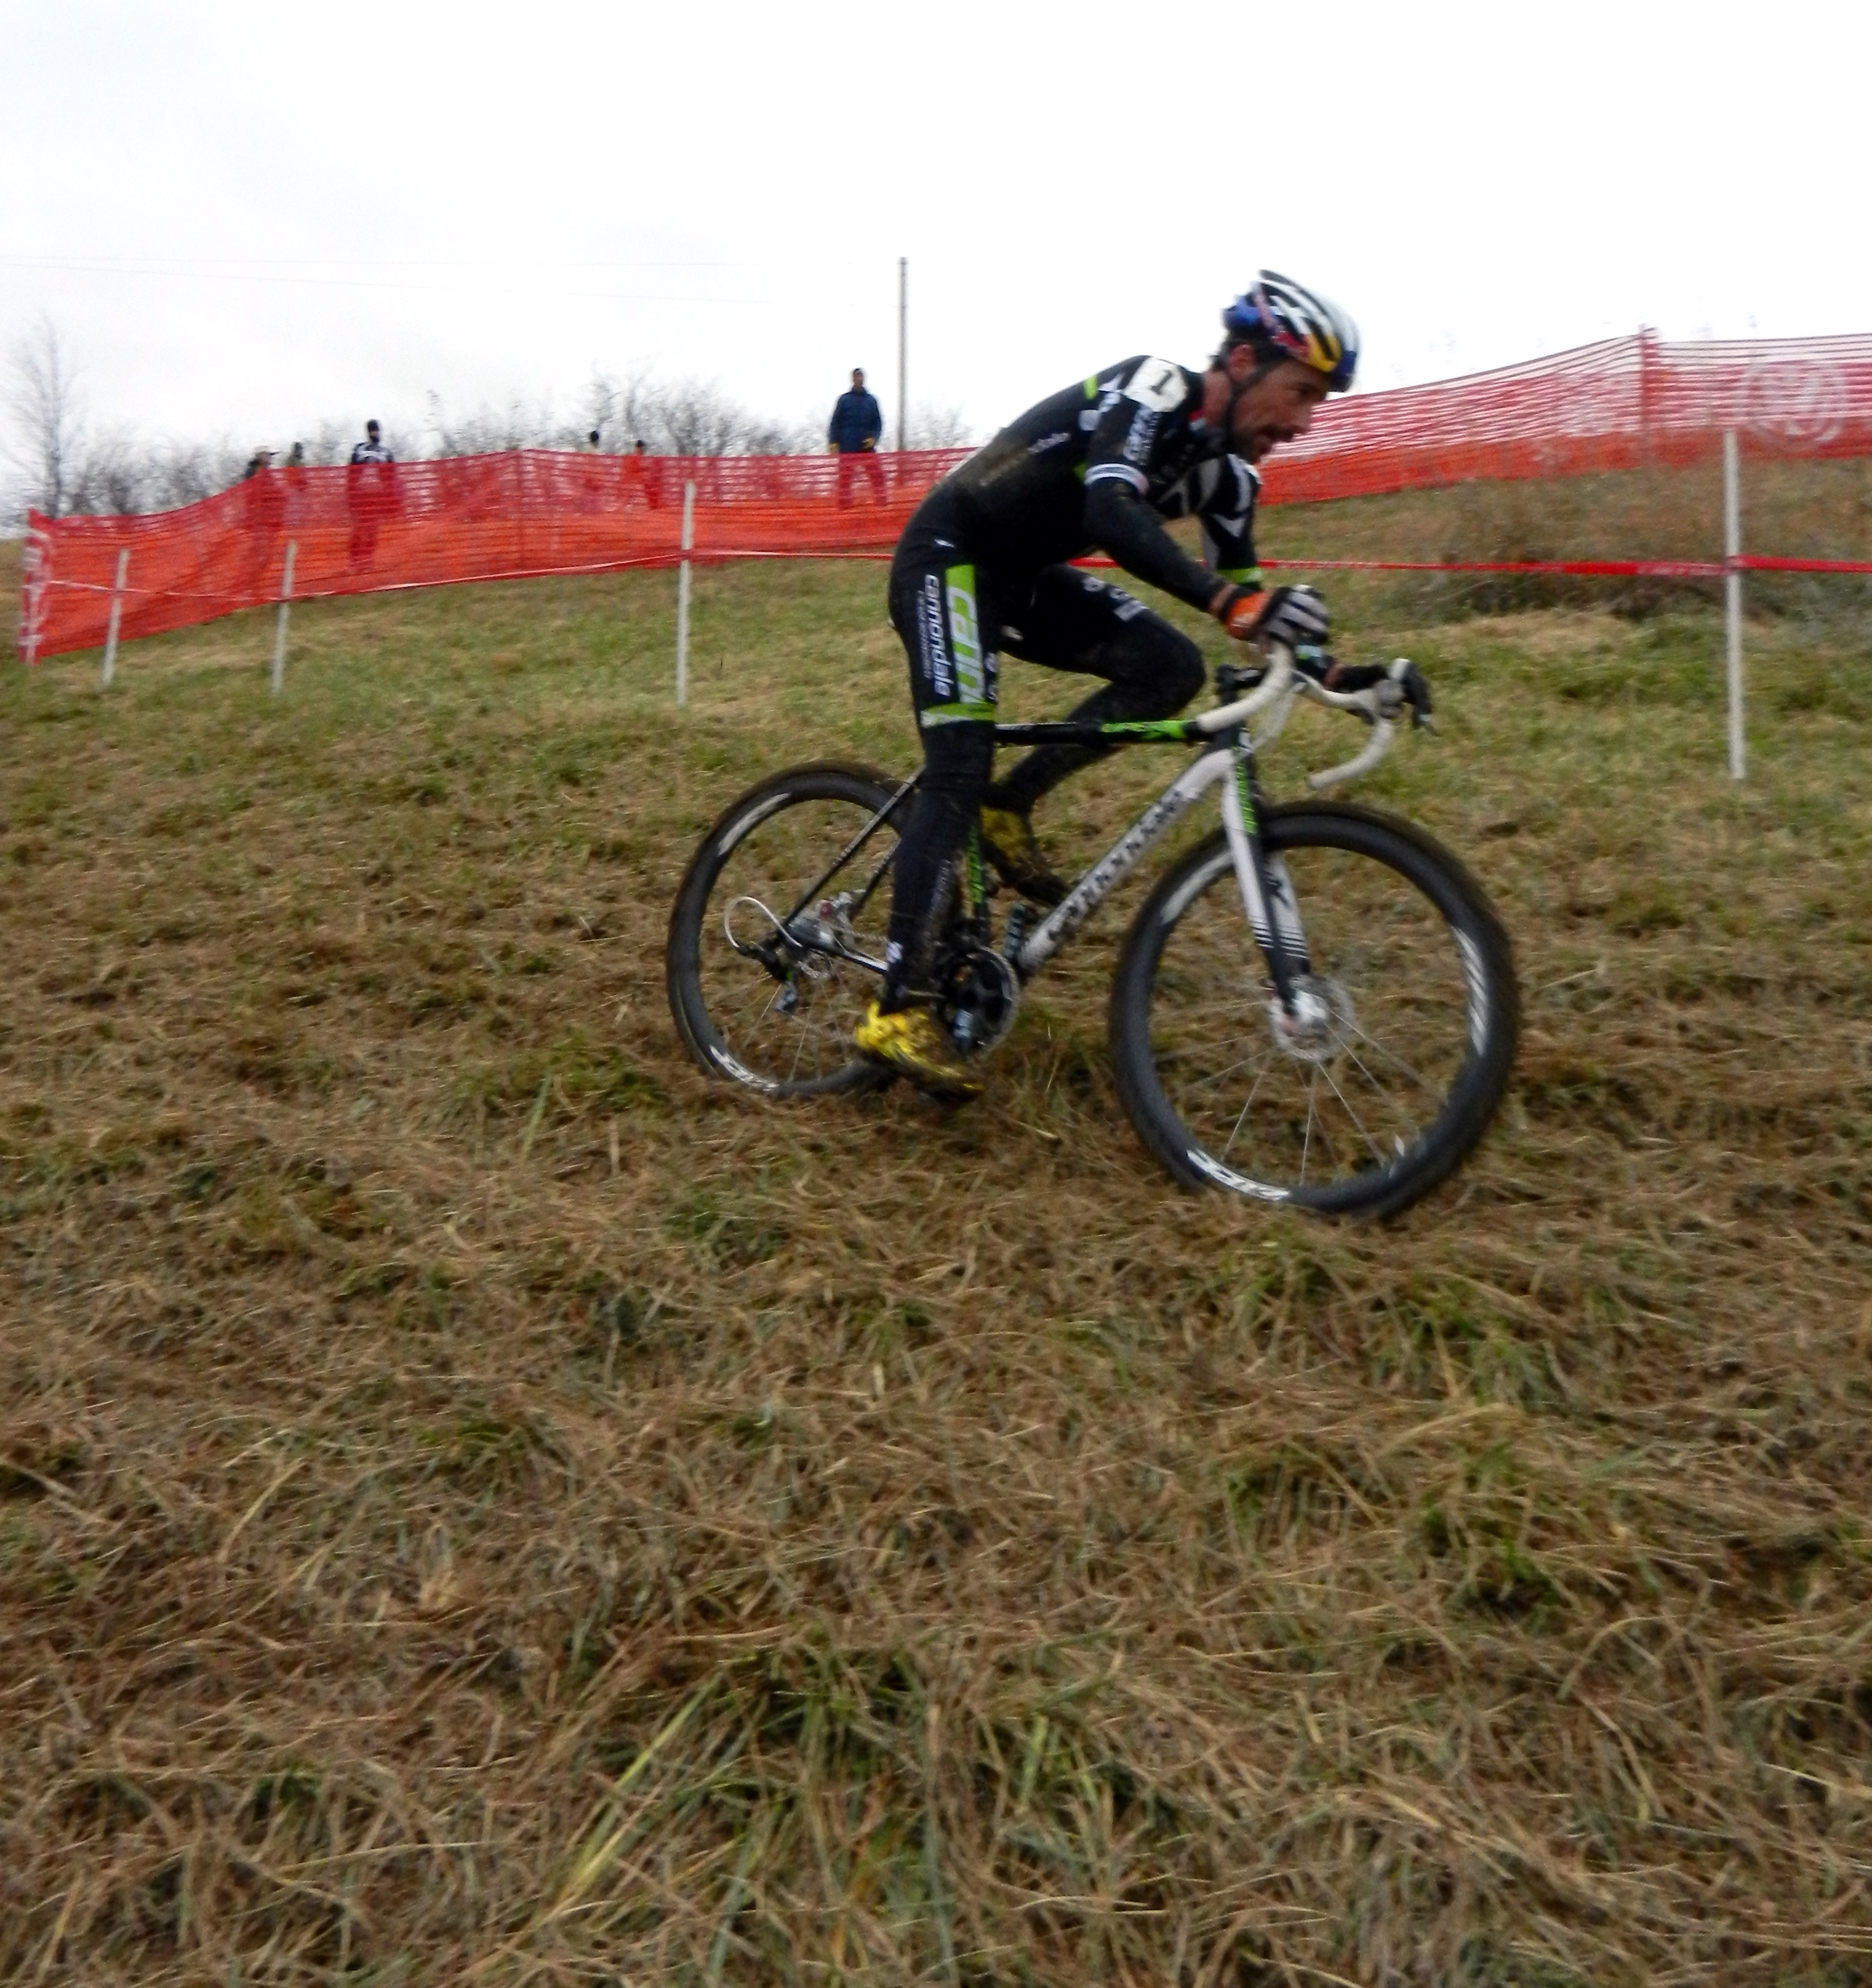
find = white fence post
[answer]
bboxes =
[271,539,297,697]
[100,547,130,687]
[21,527,47,668]
[675,478,696,705]
[1723,430,1744,781]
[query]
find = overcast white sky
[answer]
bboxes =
[4,0,1869,454]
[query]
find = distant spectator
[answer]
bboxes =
[626,435,662,511]
[351,420,392,469]
[347,419,399,572]
[574,428,605,512]
[829,366,885,509]
[239,446,285,589]
[283,440,309,526]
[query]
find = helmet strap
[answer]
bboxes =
[1216,343,1285,450]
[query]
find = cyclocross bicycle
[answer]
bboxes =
[665,643,1518,1217]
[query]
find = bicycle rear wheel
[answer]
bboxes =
[1110,802,1518,1216]
[666,763,903,1098]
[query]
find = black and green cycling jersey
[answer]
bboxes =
[876,352,1262,1013]
[939,354,1262,608]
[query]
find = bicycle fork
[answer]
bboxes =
[1221,741,1312,1016]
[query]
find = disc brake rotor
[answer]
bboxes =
[1267,974,1356,1065]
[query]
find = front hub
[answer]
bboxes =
[1268,975,1355,1064]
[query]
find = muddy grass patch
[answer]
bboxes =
[1,560,1869,1983]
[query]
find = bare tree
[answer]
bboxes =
[907,402,974,449]
[300,419,352,469]
[148,437,250,507]
[4,348,912,520]
[64,424,148,516]
[427,387,556,457]
[646,377,815,456]
[4,314,86,518]
[419,369,812,459]
[739,415,818,456]
[653,379,748,457]
[574,370,618,449]
[615,367,659,451]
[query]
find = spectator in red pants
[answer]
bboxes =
[238,445,285,592]
[347,420,399,571]
[828,367,885,508]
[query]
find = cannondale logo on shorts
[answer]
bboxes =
[920,572,953,697]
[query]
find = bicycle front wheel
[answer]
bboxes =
[1110,803,1518,1217]
[666,762,903,1098]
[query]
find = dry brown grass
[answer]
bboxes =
[1259,455,1872,622]
[2,533,1869,1985]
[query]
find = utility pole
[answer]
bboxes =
[897,256,908,452]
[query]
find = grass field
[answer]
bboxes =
[2,526,1869,1985]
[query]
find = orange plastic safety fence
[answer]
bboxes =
[19,331,1872,661]
[1257,328,1872,502]
[19,447,970,662]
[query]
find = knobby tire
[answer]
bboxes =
[1108,801,1518,1217]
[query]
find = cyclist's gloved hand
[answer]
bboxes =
[1215,583,1330,650]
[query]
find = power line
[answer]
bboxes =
[0,258,774,303]
[0,251,848,270]
[0,253,924,311]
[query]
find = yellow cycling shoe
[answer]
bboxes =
[854,1001,983,1099]
[979,805,1067,907]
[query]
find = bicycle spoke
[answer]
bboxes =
[1342,1015,1439,1097]
[1316,1056,1385,1165]
[1338,1042,1409,1131]
[1219,1055,1274,1160]
[1166,1045,1272,1096]
[1124,811,1511,1211]
[678,779,901,1097]
[741,973,785,1029]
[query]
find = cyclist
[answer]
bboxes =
[854,271,1360,1096]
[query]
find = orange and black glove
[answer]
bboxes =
[1213,582,1329,651]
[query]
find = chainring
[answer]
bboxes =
[935,943,1021,1056]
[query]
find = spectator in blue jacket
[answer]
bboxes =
[828,366,885,508]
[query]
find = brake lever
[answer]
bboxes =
[1291,656,1435,790]
[1393,658,1436,732]
[1317,658,1436,732]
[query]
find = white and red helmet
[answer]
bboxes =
[1223,271,1360,392]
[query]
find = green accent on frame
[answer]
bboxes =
[1233,756,1258,834]
[920,701,997,728]
[1099,719,1194,740]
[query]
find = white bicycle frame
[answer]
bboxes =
[1014,645,1409,982]
[759,642,1415,991]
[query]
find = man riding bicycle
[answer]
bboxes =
[854,271,1361,1096]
